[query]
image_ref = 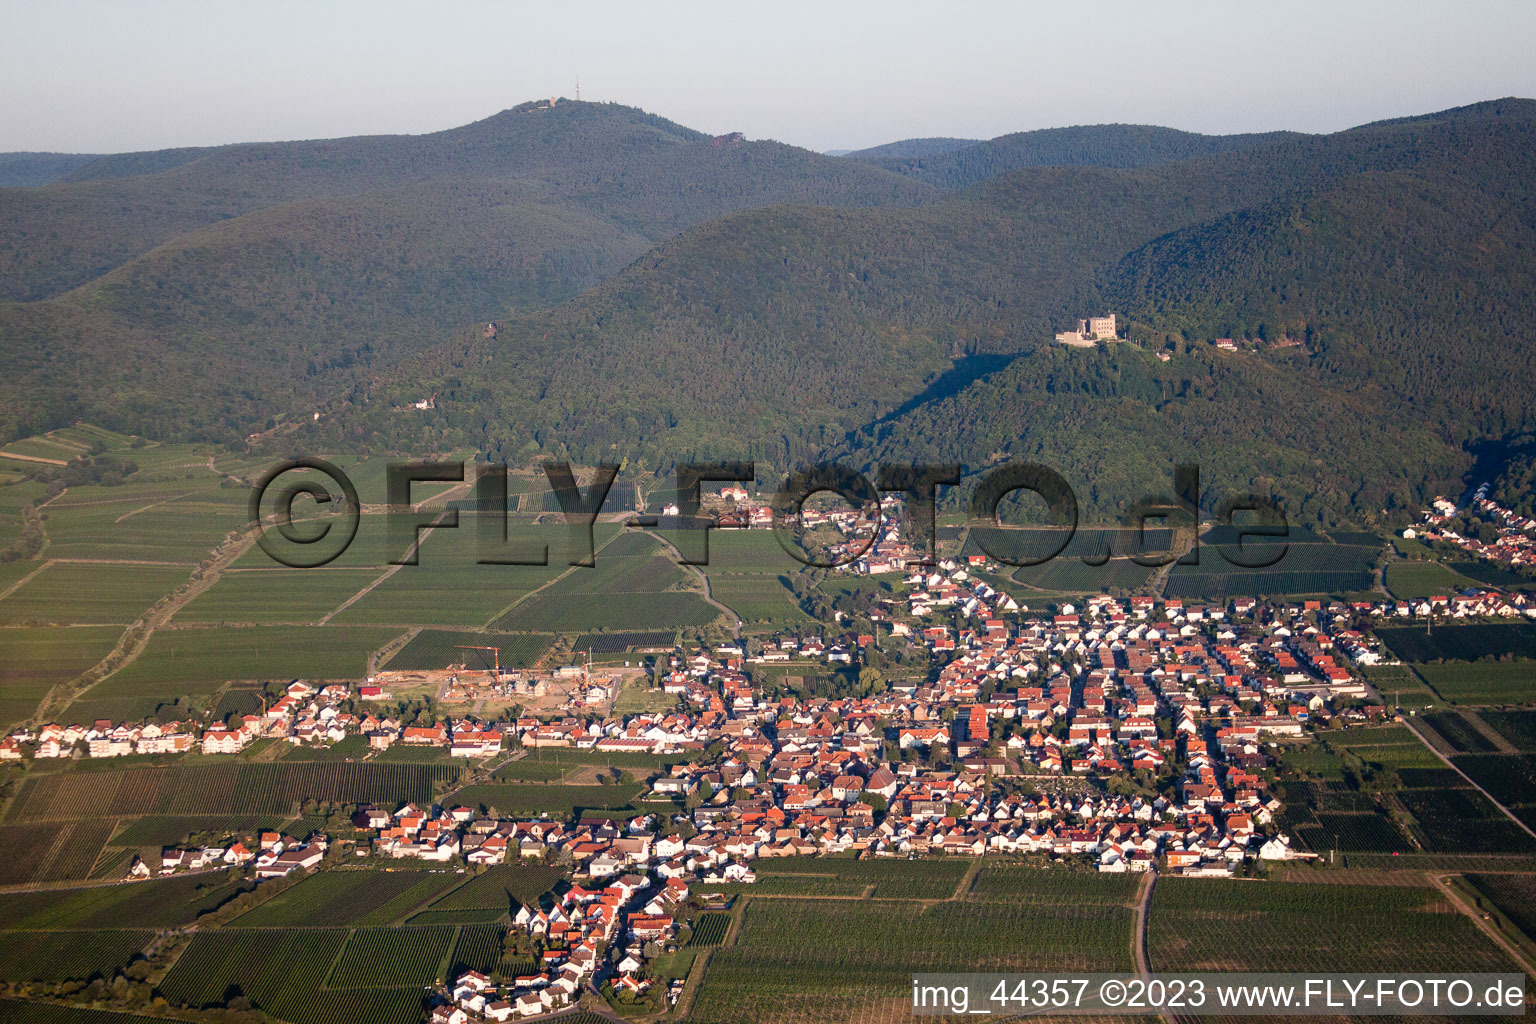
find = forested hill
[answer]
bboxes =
[841,137,979,161]
[353,98,1536,526]
[0,152,98,187]
[0,100,933,442]
[851,123,1304,188]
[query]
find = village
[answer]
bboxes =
[1404,484,1536,570]
[8,550,1536,1020]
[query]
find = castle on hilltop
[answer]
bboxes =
[1054,314,1120,347]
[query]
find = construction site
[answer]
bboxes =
[372,644,644,715]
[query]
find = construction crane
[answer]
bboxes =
[453,645,501,680]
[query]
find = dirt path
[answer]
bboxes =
[0,451,67,466]
[32,522,261,723]
[1404,716,1536,841]
[0,559,52,600]
[114,490,198,523]
[1429,873,1536,979]
[1133,871,1177,1024]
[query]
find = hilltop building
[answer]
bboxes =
[1055,314,1119,347]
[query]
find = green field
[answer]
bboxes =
[1414,662,1536,704]
[495,531,720,631]
[427,864,565,913]
[87,624,399,693]
[448,783,643,816]
[1384,559,1481,599]
[0,562,188,625]
[382,628,555,671]
[0,873,253,929]
[0,819,116,884]
[176,568,382,624]
[0,624,123,726]
[5,761,456,821]
[328,925,455,987]
[1378,624,1536,664]
[231,869,463,927]
[0,930,154,984]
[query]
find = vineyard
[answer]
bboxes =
[1465,874,1536,943]
[1148,878,1519,973]
[968,864,1138,904]
[383,629,554,671]
[428,864,564,914]
[0,873,253,930]
[0,819,115,884]
[157,928,426,1024]
[327,926,454,987]
[448,783,642,817]
[1480,710,1536,750]
[1452,753,1536,829]
[686,912,732,946]
[5,762,456,821]
[688,896,1134,1024]
[569,630,676,653]
[1414,662,1536,704]
[1421,711,1500,753]
[1376,623,1536,663]
[230,869,462,927]
[745,856,972,899]
[447,923,507,975]
[0,930,152,983]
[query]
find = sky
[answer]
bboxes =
[3,0,1535,154]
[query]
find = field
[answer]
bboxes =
[1148,878,1518,973]
[1480,709,1536,750]
[495,532,720,631]
[0,1002,173,1024]
[0,819,115,884]
[5,762,456,821]
[742,856,973,900]
[0,563,188,625]
[0,873,253,929]
[447,783,643,816]
[1011,556,1158,594]
[230,869,463,927]
[87,624,399,693]
[175,567,382,624]
[0,930,154,983]
[1162,535,1378,599]
[688,883,1135,1024]
[1464,873,1536,944]
[426,864,565,913]
[1377,623,1536,664]
[568,630,675,654]
[157,928,426,1024]
[382,628,554,671]
[687,911,732,946]
[104,814,295,848]
[330,519,579,628]
[327,925,454,987]
[1384,559,1481,599]
[1421,710,1503,753]
[446,923,507,974]
[1413,662,1536,705]
[0,625,124,727]
[708,573,814,624]
[1453,754,1536,828]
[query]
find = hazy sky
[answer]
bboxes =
[4,0,1535,154]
